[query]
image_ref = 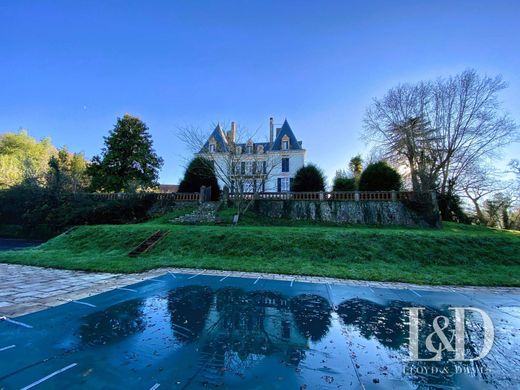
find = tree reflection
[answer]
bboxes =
[290,294,332,342]
[337,298,409,350]
[76,298,145,346]
[167,285,213,342]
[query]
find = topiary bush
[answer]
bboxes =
[291,164,326,192]
[178,157,220,200]
[332,177,356,191]
[358,161,402,191]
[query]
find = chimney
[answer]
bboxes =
[230,121,236,143]
[269,117,274,144]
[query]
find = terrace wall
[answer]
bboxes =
[248,192,441,228]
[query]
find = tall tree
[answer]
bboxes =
[46,147,90,194]
[348,155,363,179]
[88,114,163,192]
[364,69,518,198]
[458,163,507,224]
[0,130,55,188]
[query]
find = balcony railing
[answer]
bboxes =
[73,192,200,202]
[228,191,431,202]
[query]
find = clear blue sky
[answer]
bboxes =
[1,0,519,185]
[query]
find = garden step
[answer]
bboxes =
[128,230,168,257]
[172,202,221,224]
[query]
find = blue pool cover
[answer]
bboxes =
[1,273,519,389]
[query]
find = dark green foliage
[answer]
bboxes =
[0,182,156,239]
[88,114,164,192]
[333,177,356,191]
[358,162,402,191]
[46,147,90,194]
[437,192,469,223]
[178,157,220,200]
[292,164,326,192]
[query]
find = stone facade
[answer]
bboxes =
[197,117,305,193]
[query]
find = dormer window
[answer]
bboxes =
[282,140,289,150]
[209,144,216,152]
[257,145,263,154]
[247,144,253,154]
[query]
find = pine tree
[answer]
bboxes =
[88,114,163,192]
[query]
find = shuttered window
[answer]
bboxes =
[282,158,290,172]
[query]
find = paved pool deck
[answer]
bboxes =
[1,263,519,318]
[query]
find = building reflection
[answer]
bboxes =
[73,285,497,388]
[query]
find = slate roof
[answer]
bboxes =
[270,119,303,151]
[200,120,303,154]
[200,124,228,153]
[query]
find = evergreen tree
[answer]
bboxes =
[178,157,220,200]
[358,161,402,191]
[88,114,163,192]
[292,164,326,192]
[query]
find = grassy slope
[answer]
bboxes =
[1,210,519,286]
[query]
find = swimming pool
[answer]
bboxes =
[0,238,42,251]
[1,273,519,389]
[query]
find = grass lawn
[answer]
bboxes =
[1,209,519,287]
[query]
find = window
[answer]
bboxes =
[282,158,290,172]
[243,180,254,193]
[282,140,289,150]
[240,162,246,174]
[209,144,216,152]
[246,161,253,174]
[257,145,263,153]
[281,177,290,192]
[247,144,253,153]
[281,320,291,340]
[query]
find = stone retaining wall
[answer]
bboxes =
[252,198,441,227]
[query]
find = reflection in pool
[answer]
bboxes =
[1,275,518,389]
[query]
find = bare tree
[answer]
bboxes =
[179,122,281,222]
[458,163,507,224]
[510,159,520,194]
[364,69,518,198]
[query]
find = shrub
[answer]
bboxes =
[0,183,157,239]
[358,161,402,191]
[292,164,326,192]
[178,157,220,200]
[333,177,356,191]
